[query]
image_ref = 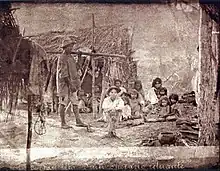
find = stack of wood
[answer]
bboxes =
[176,117,199,145]
[173,91,199,145]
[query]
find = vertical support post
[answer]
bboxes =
[26,95,32,171]
[99,58,107,117]
[91,13,97,119]
[56,56,60,115]
[92,58,97,119]
[92,14,95,50]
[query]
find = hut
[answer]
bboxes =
[28,25,138,117]
[0,2,49,117]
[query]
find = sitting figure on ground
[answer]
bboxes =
[87,85,101,113]
[129,89,144,119]
[114,79,127,97]
[102,86,124,137]
[77,89,91,113]
[157,96,170,121]
[146,77,163,106]
[134,80,146,102]
[157,87,168,100]
[120,96,132,121]
[167,93,181,120]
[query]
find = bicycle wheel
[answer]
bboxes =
[34,117,46,135]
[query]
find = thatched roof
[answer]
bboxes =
[27,24,133,92]
[28,24,131,60]
[0,2,32,83]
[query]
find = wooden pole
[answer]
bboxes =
[91,14,97,119]
[46,51,126,59]
[26,95,32,171]
[79,56,91,87]
[92,58,97,119]
[92,14,95,51]
[56,56,61,115]
[99,58,107,117]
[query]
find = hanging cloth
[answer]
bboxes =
[28,42,49,96]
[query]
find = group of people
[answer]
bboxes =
[98,77,181,137]
[55,36,189,138]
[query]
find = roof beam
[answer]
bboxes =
[46,51,127,59]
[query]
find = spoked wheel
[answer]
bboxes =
[34,116,46,135]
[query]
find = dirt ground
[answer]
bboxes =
[0,102,178,149]
[1,102,219,170]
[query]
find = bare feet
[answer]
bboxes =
[86,125,95,133]
[102,131,117,138]
[61,124,72,129]
[75,121,88,127]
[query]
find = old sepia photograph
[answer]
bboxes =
[0,0,219,170]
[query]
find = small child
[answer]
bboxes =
[121,96,132,121]
[158,87,168,100]
[158,96,170,119]
[169,93,181,117]
[134,80,146,102]
[114,79,127,96]
[77,89,91,113]
[129,89,143,119]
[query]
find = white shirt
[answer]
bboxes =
[122,105,132,118]
[102,96,124,112]
[146,87,159,105]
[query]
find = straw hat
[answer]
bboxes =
[106,86,121,95]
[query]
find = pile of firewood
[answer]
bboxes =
[176,117,199,146]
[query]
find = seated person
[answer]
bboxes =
[128,89,144,119]
[158,87,168,100]
[158,96,170,119]
[120,96,132,121]
[102,86,124,137]
[114,79,127,96]
[169,93,181,117]
[87,85,101,112]
[146,77,163,105]
[77,89,91,113]
[143,96,170,122]
[134,80,146,102]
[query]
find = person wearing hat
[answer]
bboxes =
[102,86,124,137]
[97,79,126,123]
[57,36,90,130]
